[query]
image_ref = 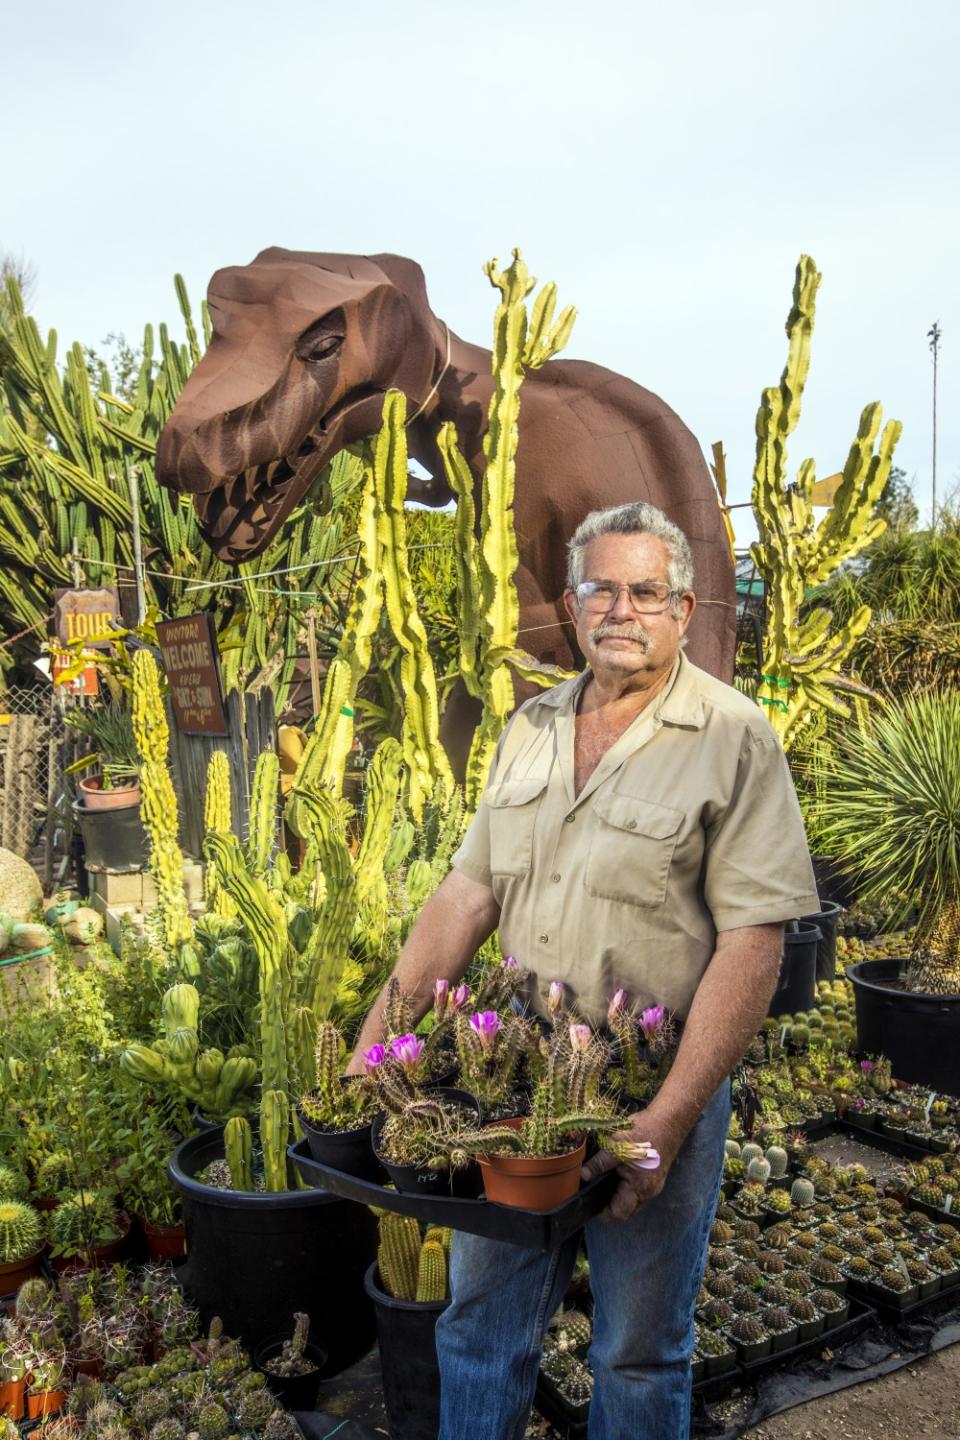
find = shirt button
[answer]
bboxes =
[539,933,550,944]
[626,819,638,830]
[564,814,575,824]
[551,872,562,883]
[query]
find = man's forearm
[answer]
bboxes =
[347,868,501,1066]
[645,922,784,1159]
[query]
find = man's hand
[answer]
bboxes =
[581,1103,685,1222]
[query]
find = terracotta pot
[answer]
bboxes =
[32,1196,59,1213]
[27,1388,66,1418]
[69,1355,103,1380]
[49,1211,132,1275]
[0,1378,25,1420]
[475,1118,587,1212]
[78,775,141,811]
[142,1218,187,1261]
[0,1243,44,1293]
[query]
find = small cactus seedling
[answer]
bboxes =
[790,1178,815,1208]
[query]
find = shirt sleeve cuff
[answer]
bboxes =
[710,893,822,932]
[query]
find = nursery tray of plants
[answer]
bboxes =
[534,1370,590,1438]
[737,1296,876,1380]
[834,1120,950,1163]
[288,1139,618,1250]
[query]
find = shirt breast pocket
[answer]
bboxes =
[585,793,684,908]
[486,776,549,879]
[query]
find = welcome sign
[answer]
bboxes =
[155,614,229,735]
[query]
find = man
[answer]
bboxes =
[348,501,818,1439]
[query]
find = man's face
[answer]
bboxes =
[562,532,696,680]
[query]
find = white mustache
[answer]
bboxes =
[590,621,651,651]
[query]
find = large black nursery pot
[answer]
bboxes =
[169,1126,378,1372]
[811,853,863,910]
[801,900,844,982]
[847,958,960,1097]
[768,922,820,1018]
[73,797,149,873]
[364,1261,447,1440]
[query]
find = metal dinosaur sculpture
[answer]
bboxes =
[157,249,736,681]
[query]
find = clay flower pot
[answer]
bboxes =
[27,1388,67,1419]
[475,1118,587,1212]
[0,1378,26,1420]
[142,1218,187,1261]
[0,1243,45,1294]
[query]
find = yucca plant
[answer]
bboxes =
[819,691,960,993]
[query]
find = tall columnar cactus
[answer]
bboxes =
[377,1213,422,1301]
[203,750,233,915]
[260,1088,288,1193]
[246,750,280,874]
[224,1116,253,1192]
[750,256,902,748]
[353,738,404,913]
[132,649,193,947]
[437,251,577,806]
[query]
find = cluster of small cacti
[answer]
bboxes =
[540,1306,594,1408]
[121,982,257,1120]
[376,1213,452,1304]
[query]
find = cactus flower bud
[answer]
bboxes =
[468,1011,501,1053]
[607,989,628,1023]
[502,955,518,969]
[569,1024,592,1053]
[639,1005,667,1040]
[548,981,566,1016]
[433,978,450,1017]
[450,984,471,1011]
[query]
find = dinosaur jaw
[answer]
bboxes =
[194,386,385,560]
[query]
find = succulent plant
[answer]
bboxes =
[811,1286,844,1313]
[0,1164,28,1201]
[551,1308,592,1352]
[765,1146,789,1180]
[263,1412,303,1440]
[764,1226,792,1251]
[705,1271,737,1300]
[790,1178,815,1208]
[711,1247,737,1271]
[558,1359,593,1406]
[747,1157,772,1186]
[762,1305,793,1333]
[0,1198,42,1261]
[788,1296,818,1322]
[784,1244,810,1268]
[759,1251,786,1276]
[740,1142,764,1167]
[794,1231,818,1252]
[733,1238,762,1261]
[149,1420,187,1440]
[765,1188,792,1214]
[783,1270,814,1295]
[732,1289,761,1314]
[729,1314,766,1345]
[809,1258,841,1284]
[876,1267,910,1293]
[732,1261,763,1291]
[843,1255,875,1279]
[734,1219,762,1242]
[699,1298,735,1329]
[710,1219,735,1246]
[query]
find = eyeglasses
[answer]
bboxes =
[575,579,676,614]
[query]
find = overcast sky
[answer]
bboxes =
[5,0,958,540]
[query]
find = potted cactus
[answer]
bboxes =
[253,1312,327,1411]
[297,1021,382,1180]
[46,1189,129,1274]
[364,1215,451,1440]
[467,1024,658,1212]
[368,1058,482,1196]
[0,1199,44,1293]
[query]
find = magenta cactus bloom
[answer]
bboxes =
[502,955,518,969]
[548,981,566,1016]
[469,1010,501,1053]
[361,1044,386,1072]
[860,1059,874,1073]
[389,1034,425,1069]
[569,1023,592,1053]
[450,983,471,1011]
[433,978,450,1016]
[607,988,628,1023]
[639,1005,667,1041]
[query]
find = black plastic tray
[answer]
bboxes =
[846,1274,960,1323]
[534,1371,589,1438]
[737,1297,875,1379]
[288,1138,617,1250]
[834,1120,949,1163]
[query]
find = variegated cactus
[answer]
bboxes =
[750,256,902,748]
[131,649,193,948]
[203,750,234,916]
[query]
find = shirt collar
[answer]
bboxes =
[533,650,705,728]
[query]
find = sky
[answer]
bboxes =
[5,0,958,542]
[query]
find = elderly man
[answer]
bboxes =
[348,501,818,1439]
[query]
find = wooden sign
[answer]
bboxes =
[50,653,99,695]
[155,614,229,735]
[53,587,120,648]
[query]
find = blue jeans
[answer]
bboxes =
[435,1082,730,1440]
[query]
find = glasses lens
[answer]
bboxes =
[577,581,672,613]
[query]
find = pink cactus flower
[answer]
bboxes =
[860,1059,874,1073]
[569,1024,592,1053]
[625,1142,661,1170]
[639,1005,667,1041]
[469,1010,501,1053]
[548,981,566,1016]
[607,989,628,1023]
[390,1034,425,1070]
[450,983,471,1011]
[502,955,518,969]
[433,978,450,1016]
[361,1044,386,1072]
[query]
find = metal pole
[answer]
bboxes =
[928,321,941,528]
[125,464,148,624]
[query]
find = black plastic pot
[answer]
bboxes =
[768,923,821,1019]
[847,958,960,1096]
[371,1088,483,1198]
[253,1332,328,1411]
[299,1111,386,1184]
[811,854,863,909]
[364,1261,447,1440]
[801,900,844,982]
[169,1127,377,1371]
[72,798,149,873]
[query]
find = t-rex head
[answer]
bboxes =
[157,249,443,560]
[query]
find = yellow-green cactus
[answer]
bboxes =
[260,1087,288,1193]
[415,1238,449,1303]
[438,251,577,806]
[203,750,233,915]
[224,1115,253,1191]
[354,738,404,911]
[246,749,279,874]
[750,256,902,748]
[131,649,192,947]
[120,981,257,1117]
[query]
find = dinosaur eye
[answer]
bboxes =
[298,333,343,363]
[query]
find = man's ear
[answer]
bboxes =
[562,587,580,627]
[676,592,697,636]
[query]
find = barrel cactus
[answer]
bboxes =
[0,1199,41,1261]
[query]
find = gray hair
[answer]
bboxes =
[566,501,695,610]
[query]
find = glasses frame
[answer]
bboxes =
[574,579,679,616]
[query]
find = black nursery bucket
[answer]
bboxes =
[847,958,960,1096]
[801,900,844,982]
[768,922,821,1018]
[364,1262,448,1440]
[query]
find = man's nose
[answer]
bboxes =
[608,585,637,619]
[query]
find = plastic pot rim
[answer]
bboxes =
[846,958,960,1005]
[168,1128,344,1212]
[363,1260,449,1315]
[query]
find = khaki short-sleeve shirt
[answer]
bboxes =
[451,652,818,1026]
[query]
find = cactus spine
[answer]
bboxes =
[132,650,192,947]
[750,256,902,748]
[224,1116,253,1192]
[437,251,577,806]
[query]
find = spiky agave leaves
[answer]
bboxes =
[819,691,960,993]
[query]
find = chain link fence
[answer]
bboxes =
[0,686,73,885]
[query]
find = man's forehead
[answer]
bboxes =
[581,532,671,574]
